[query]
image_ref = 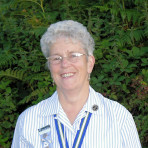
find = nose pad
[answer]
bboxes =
[61,57,70,67]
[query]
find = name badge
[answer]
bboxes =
[38,125,53,148]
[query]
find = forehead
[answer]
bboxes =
[50,37,85,55]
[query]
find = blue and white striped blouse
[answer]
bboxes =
[11,86,141,148]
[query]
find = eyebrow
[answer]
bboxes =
[50,51,80,56]
[50,54,61,56]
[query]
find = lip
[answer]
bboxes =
[61,72,75,78]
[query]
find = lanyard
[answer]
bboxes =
[54,112,92,148]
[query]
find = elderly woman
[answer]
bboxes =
[12,20,141,148]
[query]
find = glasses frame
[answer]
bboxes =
[46,52,87,65]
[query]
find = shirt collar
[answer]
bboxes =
[84,86,103,115]
[38,86,103,117]
[38,91,60,117]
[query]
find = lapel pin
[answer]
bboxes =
[92,105,98,111]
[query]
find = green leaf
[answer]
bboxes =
[121,59,129,68]
[141,58,148,66]
[132,47,140,57]
[6,87,11,94]
[94,48,103,59]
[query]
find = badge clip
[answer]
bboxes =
[38,125,53,148]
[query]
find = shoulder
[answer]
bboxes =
[17,91,58,124]
[90,87,132,127]
[102,94,131,119]
[90,86,130,114]
[100,94,129,115]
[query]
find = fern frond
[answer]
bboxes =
[133,30,144,41]
[126,9,141,25]
[19,86,49,104]
[94,5,109,12]
[25,71,51,84]
[30,62,42,72]
[116,30,132,47]
[0,69,26,80]
[0,54,17,68]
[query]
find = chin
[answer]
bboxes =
[62,85,76,91]
[57,84,77,91]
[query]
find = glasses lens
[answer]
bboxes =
[48,53,85,64]
[69,53,84,62]
[50,55,62,64]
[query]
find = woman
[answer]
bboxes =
[12,20,141,148]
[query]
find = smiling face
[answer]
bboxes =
[49,37,95,93]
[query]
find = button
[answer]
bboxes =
[92,105,98,111]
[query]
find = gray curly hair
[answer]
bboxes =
[40,20,95,58]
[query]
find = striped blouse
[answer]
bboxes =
[11,86,141,148]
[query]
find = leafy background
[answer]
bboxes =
[0,0,148,147]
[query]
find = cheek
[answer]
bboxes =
[49,66,58,77]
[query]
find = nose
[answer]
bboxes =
[61,57,70,68]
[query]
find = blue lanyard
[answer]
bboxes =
[54,112,92,148]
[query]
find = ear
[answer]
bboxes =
[87,55,95,74]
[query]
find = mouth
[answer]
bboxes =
[61,73,75,78]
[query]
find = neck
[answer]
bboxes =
[57,84,89,124]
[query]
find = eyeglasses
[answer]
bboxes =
[46,52,86,65]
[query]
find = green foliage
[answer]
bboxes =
[0,0,148,147]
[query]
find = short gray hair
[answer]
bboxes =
[40,20,95,58]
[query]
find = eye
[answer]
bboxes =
[70,53,80,58]
[50,56,62,61]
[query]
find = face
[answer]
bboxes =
[49,38,95,92]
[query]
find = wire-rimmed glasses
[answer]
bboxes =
[46,52,86,65]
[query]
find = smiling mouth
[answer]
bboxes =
[61,73,74,78]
